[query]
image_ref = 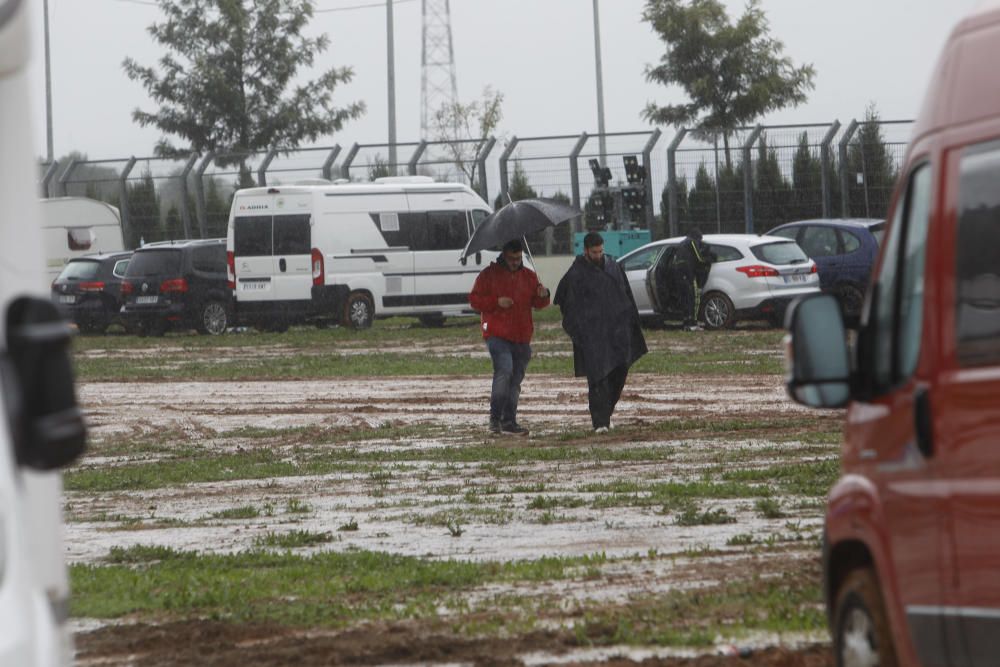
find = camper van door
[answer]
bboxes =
[406,191,481,310]
[271,194,312,301]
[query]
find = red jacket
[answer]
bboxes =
[469,259,550,343]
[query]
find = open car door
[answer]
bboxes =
[645,244,678,317]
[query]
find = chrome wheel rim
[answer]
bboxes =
[349,300,370,328]
[703,297,729,328]
[203,303,227,335]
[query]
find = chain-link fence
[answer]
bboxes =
[38,118,912,254]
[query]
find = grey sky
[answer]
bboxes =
[28,0,982,161]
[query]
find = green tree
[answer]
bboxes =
[123,0,364,170]
[367,154,391,182]
[430,87,504,193]
[126,171,162,246]
[847,103,897,218]
[642,0,815,166]
[496,161,537,208]
[790,131,823,220]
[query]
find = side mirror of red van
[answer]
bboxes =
[784,293,851,409]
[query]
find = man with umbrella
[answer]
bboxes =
[554,232,647,433]
[469,239,551,436]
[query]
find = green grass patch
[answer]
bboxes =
[253,530,334,549]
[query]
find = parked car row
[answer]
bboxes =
[52,239,232,337]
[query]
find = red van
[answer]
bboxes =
[785,5,1000,666]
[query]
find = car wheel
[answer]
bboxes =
[198,300,229,336]
[418,314,446,328]
[342,291,374,330]
[700,292,735,329]
[839,284,865,323]
[833,568,898,667]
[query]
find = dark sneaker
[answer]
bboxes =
[489,418,502,435]
[501,422,529,436]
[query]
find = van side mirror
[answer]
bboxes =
[459,255,467,266]
[2,297,87,470]
[785,293,851,408]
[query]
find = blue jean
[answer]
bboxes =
[486,336,532,425]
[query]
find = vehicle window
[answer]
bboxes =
[192,245,224,272]
[869,163,932,387]
[273,215,311,255]
[708,244,743,262]
[125,249,182,277]
[769,227,798,241]
[56,260,100,281]
[799,226,840,257]
[66,228,94,251]
[112,259,129,278]
[750,241,808,265]
[234,216,272,257]
[471,210,490,229]
[380,212,428,250]
[424,211,468,250]
[956,143,1000,366]
[840,230,861,254]
[620,246,662,271]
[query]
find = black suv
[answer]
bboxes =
[120,239,232,336]
[51,251,132,334]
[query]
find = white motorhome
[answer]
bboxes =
[226,177,494,329]
[1,2,87,665]
[41,197,125,278]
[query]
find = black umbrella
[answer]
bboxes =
[460,198,583,259]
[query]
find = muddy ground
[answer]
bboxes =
[68,329,840,666]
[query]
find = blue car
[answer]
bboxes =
[766,218,884,321]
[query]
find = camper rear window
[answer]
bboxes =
[235,216,273,256]
[67,228,94,251]
[126,249,182,277]
[57,259,101,281]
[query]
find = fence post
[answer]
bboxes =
[569,132,589,233]
[57,158,77,197]
[178,153,198,239]
[118,157,137,247]
[820,120,841,218]
[194,152,214,238]
[641,128,662,233]
[39,160,59,198]
[666,128,688,238]
[498,136,519,205]
[742,125,764,233]
[340,143,361,180]
[475,136,496,203]
[321,145,342,181]
[838,119,859,219]
[408,140,428,176]
[257,147,278,186]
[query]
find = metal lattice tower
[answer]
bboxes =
[421,0,459,139]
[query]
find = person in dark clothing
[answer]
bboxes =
[670,228,713,330]
[469,239,551,436]
[554,232,648,432]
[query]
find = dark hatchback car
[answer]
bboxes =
[51,251,132,334]
[120,239,232,336]
[766,218,884,320]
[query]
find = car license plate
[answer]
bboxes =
[58,295,76,304]
[135,295,159,304]
[240,281,269,290]
[783,274,807,284]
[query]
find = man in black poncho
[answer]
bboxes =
[554,232,648,433]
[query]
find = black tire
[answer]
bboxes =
[197,300,229,336]
[418,314,446,328]
[699,291,735,330]
[342,291,374,330]
[833,568,898,667]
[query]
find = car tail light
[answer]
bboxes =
[735,265,779,278]
[810,264,818,273]
[78,281,106,292]
[227,251,236,289]
[121,282,133,295]
[160,278,189,293]
[312,248,324,286]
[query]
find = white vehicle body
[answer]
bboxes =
[618,233,821,328]
[41,197,125,278]
[0,2,78,665]
[226,177,493,328]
